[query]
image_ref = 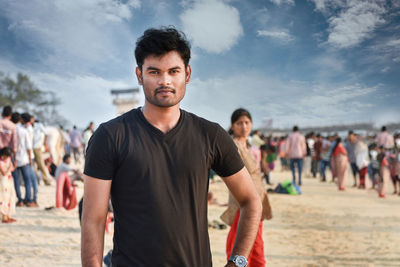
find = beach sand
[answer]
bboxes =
[1,164,400,266]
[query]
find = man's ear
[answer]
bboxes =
[185,65,191,84]
[136,67,143,85]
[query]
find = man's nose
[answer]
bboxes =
[158,73,171,85]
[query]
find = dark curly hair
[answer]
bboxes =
[135,26,191,70]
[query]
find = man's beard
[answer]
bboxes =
[144,85,185,108]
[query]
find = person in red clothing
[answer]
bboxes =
[377,146,390,198]
[332,138,349,191]
[221,108,272,267]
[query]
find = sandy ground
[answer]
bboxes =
[1,162,400,266]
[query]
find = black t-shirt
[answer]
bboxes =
[84,108,244,267]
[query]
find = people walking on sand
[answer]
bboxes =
[303,132,313,178]
[21,113,39,205]
[0,106,18,160]
[45,126,63,166]
[222,108,272,267]
[0,147,16,223]
[81,27,262,267]
[11,112,37,207]
[388,151,400,195]
[82,122,94,155]
[319,135,331,182]
[286,126,306,186]
[32,119,52,185]
[332,137,348,191]
[375,126,394,150]
[313,133,322,179]
[346,131,359,187]
[328,134,338,182]
[69,126,82,164]
[250,130,265,148]
[309,132,319,178]
[369,144,380,189]
[377,146,389,198]
[354,136,370,189]
[278,136,289,171]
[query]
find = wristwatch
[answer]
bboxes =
[228,255,248,267]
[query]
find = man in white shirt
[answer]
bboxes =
[11,112,38,207]
[21,113,39,203]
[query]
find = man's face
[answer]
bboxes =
[349,133,357,143]
[136,50,191,108]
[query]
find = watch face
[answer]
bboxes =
[234,255,248,267]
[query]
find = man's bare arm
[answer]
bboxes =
[81,175,112,267]
[222,167,262,266]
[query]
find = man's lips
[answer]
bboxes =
[155,87,175,95]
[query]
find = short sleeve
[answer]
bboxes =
[84,124,116,180]
[24,131,32,150]
[211,127,244,178]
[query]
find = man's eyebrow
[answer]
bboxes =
[146,66,161,71]
[169,66,182,70]
[145,66,182,71]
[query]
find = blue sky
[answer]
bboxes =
[0,0,399,129]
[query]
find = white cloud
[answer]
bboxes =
[182,72,381,129]
[0,0,139,73]
[180,0,243,54]
[270,0,295,6]
[309,0,344,13]
[257,30,294,43]
[312,55,345,73]
[365,38,400,66]
[251,7,270,27]
[0,59,138,128]
[324,0,387,48]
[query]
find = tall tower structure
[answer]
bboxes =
[111,88,140,116]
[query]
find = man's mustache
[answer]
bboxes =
[155,86,176,94]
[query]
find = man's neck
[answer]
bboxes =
[142,103,181,134]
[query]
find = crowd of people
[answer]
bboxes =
[247,125,400,198]
[0,105,93,223]
[1,26,399,267]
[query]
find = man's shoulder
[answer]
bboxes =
[0,118,15,129]
[182,110,220,128]
[182,109,221,131]
[97,108,138,136]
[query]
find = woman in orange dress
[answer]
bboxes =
[332,138,349,191]
[221,108,272,267]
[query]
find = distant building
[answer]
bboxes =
[111,88,140,116]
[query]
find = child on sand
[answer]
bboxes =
[0,147,17,223]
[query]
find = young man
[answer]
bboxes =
[81,27,262,267]
[286,126,306,186]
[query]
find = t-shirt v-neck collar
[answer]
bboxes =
[136,107,185,140]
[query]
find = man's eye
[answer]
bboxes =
[149,71,159,74]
